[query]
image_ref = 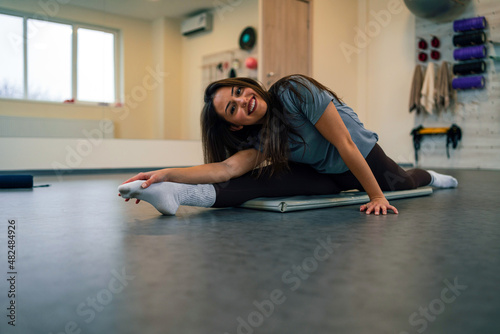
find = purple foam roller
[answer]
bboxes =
[452,76,485,90]
[453,45,487,60]
[453,16,487,32]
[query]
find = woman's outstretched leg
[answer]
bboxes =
[367,144,457,190]
[213,162,342,207]
[330,144,457,192]
[118,144,458,215]
[366,144,439,190]
[118,162,342,214]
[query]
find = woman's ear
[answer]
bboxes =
[229,124,244,131]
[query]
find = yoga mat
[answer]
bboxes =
[452,76,485,90]
[239,187,433,213]
[453,16,487,32]
[454,45,487,61]
[453,60,486,75]
[0,175,50,189]
[0,175,33,188]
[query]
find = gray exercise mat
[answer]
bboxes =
[239,187,433,212]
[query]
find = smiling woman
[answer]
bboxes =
[201,75,346,175]
[212,86,267,129]
[118,74,458,216]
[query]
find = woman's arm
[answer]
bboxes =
[314,102,398,215]
[121,148,265,188]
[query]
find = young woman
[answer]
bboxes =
[118,75,457,215]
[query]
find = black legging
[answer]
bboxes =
[212,144,431,207]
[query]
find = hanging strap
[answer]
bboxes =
[446,124,462,158]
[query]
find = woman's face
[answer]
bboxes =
[212,85,267,130]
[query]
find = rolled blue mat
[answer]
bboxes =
[453,16,487,32]
[452,76,485,90]
[0,175,34,188]
[453,45,487,60]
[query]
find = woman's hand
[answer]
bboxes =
[360,196,398,215]
[121,169,169,189]
[314,104,398,216]
[118,169,169,204]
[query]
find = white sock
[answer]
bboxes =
[118,180,216,215]
[427,170,458,188]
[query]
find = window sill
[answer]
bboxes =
[0,97,123,108]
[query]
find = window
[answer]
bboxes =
[0,11,119,104]
[0,13,24,99]
[77,28,115,103]
[27,19,72,101]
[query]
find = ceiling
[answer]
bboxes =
[70,0,218,20]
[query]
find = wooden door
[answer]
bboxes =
[261,0,311,87]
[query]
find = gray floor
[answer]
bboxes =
[0,169,499,334]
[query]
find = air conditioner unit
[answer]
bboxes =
[181,12,213,36]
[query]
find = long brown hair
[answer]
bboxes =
[201,74,342,176]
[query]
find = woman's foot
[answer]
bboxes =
[118,180,216,215]
[427,170,458,188]
[118,180,181,215]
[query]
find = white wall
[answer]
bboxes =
[312,0,359,117]
[152,17,184,139]
[309,0,416,164]
[357,0,499,169]
[0,138,203,172]
[358,0,416,163]
[180,0,259,140]
[411,0,500,169]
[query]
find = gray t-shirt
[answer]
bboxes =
[272,77,378,174]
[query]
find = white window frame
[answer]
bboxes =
[0,8,121,105]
